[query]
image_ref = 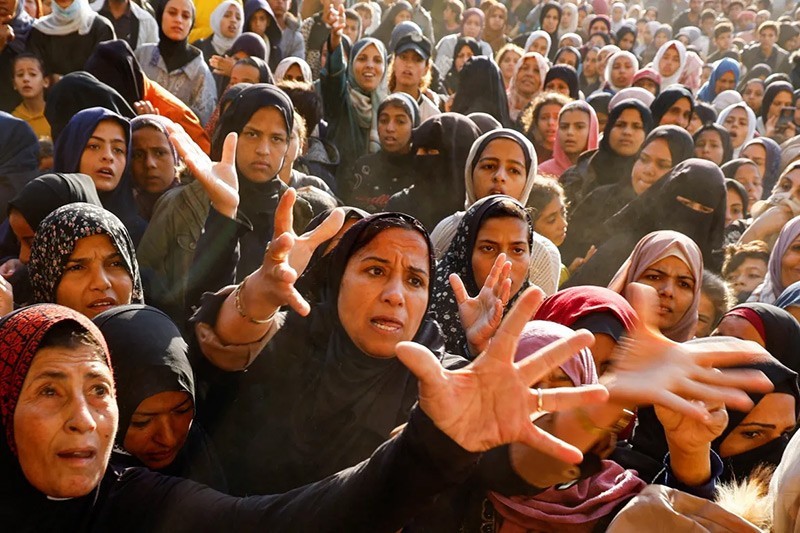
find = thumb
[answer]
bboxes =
[395,341,446,389]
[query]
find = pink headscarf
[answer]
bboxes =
[539,101,599,179]
[592,0,609,16]
[608,230,704,342]
[489,321,645,532]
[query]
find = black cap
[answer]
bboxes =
[394,32,432,61]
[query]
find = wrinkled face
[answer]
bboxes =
[555,50,578,69]
[55,234,134,319]
[393,49,428,90]
[743,81,764,113]
[338,228,430,358]
[162,0,193,41]
[544,77,570,96]
[472,138,528,200]
[236,107,289,183]
[516,57,541,96]
[635,255,696,333]
[123,391,193,470]
[733,164,762,205]
[740,143,767,180]
[529,37,549,56]
[694,292,715,338]
[8,209,35,264]
[454,44,475,72]
[534,195,567,246]
[608,108,646,157]
[462,14,482,38]
[249,9,268,35]
[631,138,673,195]
[725,186,745,227]
[557,109,590,157]
[781,235,800,289]
[354,44,384,92]
[79,120,127,194]
[725,257,767,295]
[541,8,559,32]
[229,63,261,86]
[535,103,561,151]
[767,90,793,120]
[659,96,692,128]
[610,56,635,88]
[471,216,530,295]
[131,126,176,195]
[714,70,737,94]
[658,45,681,77]
[377,104,413,154]
[220,4,242,38]
[718,392,796,458]
[723,107,750,149]
[14,344,117,498]
[499,50,521,82]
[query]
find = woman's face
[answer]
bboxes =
[589,20,607,35]
[695,292,716,338]
[488,9,505,30]
[393,8,411,24]
[555,50,578,69]
[462,14,482,38]
[454,44,475,72]
[14,343,117,498]
[781,236,800,289]
[743,81,765,113]
[654,30,669,48]
[220,4,242,38]
[162,0,193,41]
[608,108,646,156]
[774,168,800,204]
[590,332,617,376]
[499,51,521,83]
[631,138,673,195]
[338,228,430,358]
[282,63,304,82]
[658,45,680,77]
[544,77,570,96]
[560,7,573,28]
[583,50,598,77]
[123,391,193,470]
[472,138,528,200]
[618,32,635,51]
[723,107,750,149]
[378,104,413,154]
[718,392,796,458]
[740,143,767,179]
[515,57,541,96]
[393,49,427,89]
[694,130,725,165]
[471,216,531,295]
[8,209,35,264]
[131,126,176,195]
[635,255,696,333]
[725,257,767,294]
[354,44,384,92]
[79,120,127,194]
[229,63,261,85]
[535,103,562,151]
[534,195,567,246]
[610,56,635,88]
[541,8,559,33]
[249,9,268,35]
[642,26,653,44]
[55,234,134,319]
[530,37,549,56]
[714,70,737,94]
[725,186,745,227]
[659,96,692,128]
[734,164,762,205]
[557,109,590,157]
[768,90,793,120]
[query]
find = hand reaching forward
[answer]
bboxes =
[452,253,512,355]
[656,400,728,454]
[168,123,239,219]
[396,287,609,462]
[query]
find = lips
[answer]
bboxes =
[95,167,115,179]
[88,297,117,311]
[370,316,403,333]
[57,448,97,464]
[144,449,177,464]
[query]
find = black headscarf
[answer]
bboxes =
[154,0,201,72]
[555,45,582,71]
[44,72,136,141]
[430,195,532,355]
[642,125,696,168]
[371,0,413,46]
[6,0,34,54]
[760,81,793,124]
[726,178,749,217]
[649,85,694,126]
[736,63,772,92]
[84,39,146,105]
[592,99,654,188]
[243,0,282,69]
[721,158,760,184]
[386,113,481,229]
[0,113,39,208]
[8,173,102,229]
[543,64,580,99]
[615,24,637,50]
[742,137,782,199]
[587,91,612,118]
[693,122,733,165]
[226,31,268,60]
[538,2,561,61]
[451,57,512,127]
[468,112,503,133]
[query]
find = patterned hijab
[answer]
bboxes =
[28,203,143,306]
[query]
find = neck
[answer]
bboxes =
[108,0,128,16]
[276,14,286,30]
[278,164,292,184]
[512,89,533,109]
[565,150,579,164]
[22,95,45,113]
[397,84,420,99]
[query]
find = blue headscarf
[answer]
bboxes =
[7,0,34,54]
[52,107,146,244]
[742,137,782,198]
[776,281,800,310]
[697,58,740,103]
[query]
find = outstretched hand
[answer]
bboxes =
[396,287,609,461]
[656,400,728,454]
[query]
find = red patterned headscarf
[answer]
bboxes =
[0,304,110,455]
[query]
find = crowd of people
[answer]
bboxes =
[4,0,800,529]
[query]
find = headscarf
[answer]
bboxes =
[559,3,578,35]
[559,32,583,48]
[481,1,508,51]
[346,38,388,155]
[649,85,694,126]
[8,173,102,230]
[6,0,34,53]
[538,2,561,60]
[603,50,639,93]
[0,113,39,201]
[722,303,800,374]
[154,0,201,72]
[751,216,800,304]
[226,31,268,60]
[468,112,502,134]
[353,1,381,35]
[524,29,552,57]
[678,50,703,93]
[489,320,645,532]
[28,203,143,305]
[464,129,537,207]
[697,58,741,103]
[52,107,145,243]
[544,64,580,99]
[242,0,281,68]
[450,36,482,76]
[776,281,800,311]
[737,63,772,92]
[130,115,179,167]
[370,0,412,47]
[44,72,135,141]
[609,87,655,110]
[209,0,243,56]
[461,7,485,35]
[591,99,654,189]
[760,81,794,124]
[615,23,637,48]
[652,40,687,89]
[378,92,420,128]
[33,0,96,36]
[554,45,582,71]
[274,57,312,83]
[84,39,146,105]
[640,124,696,173]
[712,89,743,114]
[451,57,512,127]
[204,82,248,138]
[716,102,757,157]
[534,286,637,340]
[587,91,612,118]
[388,20,421,53]
[725,178,749,219]
[507,52,549,120]
[742,137,782,197]
[538,101,599,178]
[0,304,110,456]
[430,195,533,354]
[632,67,662,96]
[693,123,733,165]
[608,230,703,341]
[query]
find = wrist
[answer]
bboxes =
[666,442,712,486]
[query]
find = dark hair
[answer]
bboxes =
[722,240,770,279]
[480,197,530,225]
[521,91,570,136]
[444,0,464,19]
[759,21,779,36]
[701,271,733,331]
[39,320,106,361]
[527,177,566,221]
[350,217,426,258]
[700,8,716,21]
[278,80,323,135]
[12,52,47,77]
[714,22,733,38]
[693,102,717,125]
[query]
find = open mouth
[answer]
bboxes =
[57,448,97,463]
[370,317,403,332]
[96,167,115,179]
[88,298,117,311]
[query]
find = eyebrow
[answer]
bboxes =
[65,251,124,265]
[478,156,525,167]
[738,422,777,429]
[360,255,429,278]
[134,396,193,417]
[646,267,695,283]
[478,238,528,246]
[89,135,127,145]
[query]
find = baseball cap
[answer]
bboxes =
[394,32,432,61]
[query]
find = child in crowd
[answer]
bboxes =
[11,53,50,140]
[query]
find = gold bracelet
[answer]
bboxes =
[233,276,277,324]
[574,407,634,436]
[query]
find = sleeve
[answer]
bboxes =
[137,10,159,46]
[288,30,306,59]
[655,450,723,501]
[113,407,480,533]
[434,37,454,77]
[136,193,178,314]
[320,41,347,126]
[191,65,218,126]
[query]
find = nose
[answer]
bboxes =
[19,243,30,264]
[66,394,98,434]
[492,167,508,182]
[657,278,674,298]
[154,419,179,448]
[101,145,114,162]
[255,138,270,156]
[89,265,112,292]
[381,274,405,307]
[145,152,158,169]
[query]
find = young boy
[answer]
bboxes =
[707,22,734,62]
[11,53,50,140]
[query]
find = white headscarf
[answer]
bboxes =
[275,57,313,83]
[210,0,243,56]
[525,30,552,57]
[507,52,549,121]
[653,40,687,89]
[604,50,639,93]
[712,90,743,113]
[558,32,583,48]
[559,3,578,36]
[717,102,757,157]
[34,0,96,36]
